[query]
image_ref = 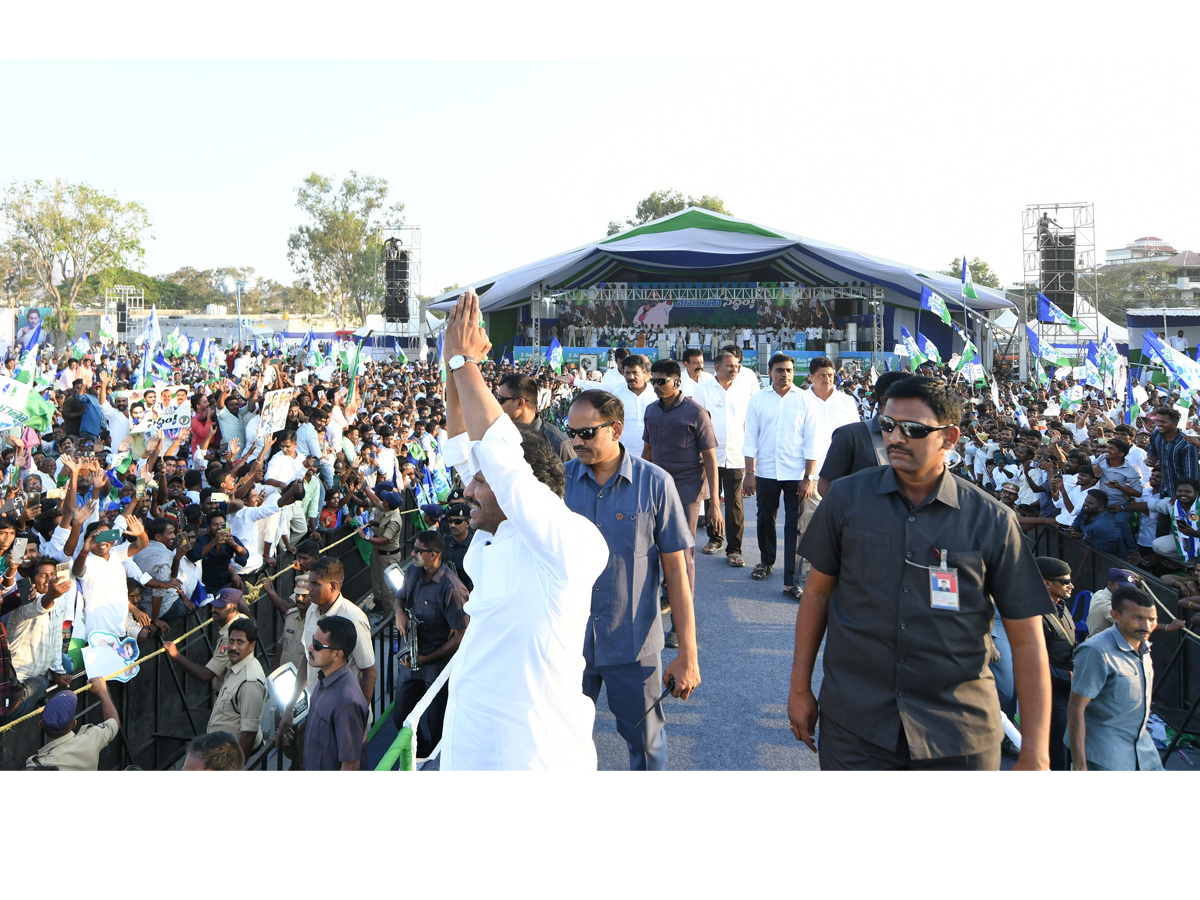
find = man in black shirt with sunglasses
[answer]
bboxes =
[441,501,476,591]
[787,377,1054,770]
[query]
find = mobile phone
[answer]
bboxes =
[11,537,27,561]
[211,492,229,502]
[95,528,122,544]
[135,477,146,498]
[56,562,71,581]
[219,521,230,533]
[45,488,65,500]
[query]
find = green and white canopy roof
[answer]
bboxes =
[430,208,1014,315]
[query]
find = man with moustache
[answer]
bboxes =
[786,377,1055,770]
[164,615,267,760]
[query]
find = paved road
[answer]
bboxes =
[593,493,824,771]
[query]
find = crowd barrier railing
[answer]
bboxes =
[1027,524,1200,764]
[1,485,424,771]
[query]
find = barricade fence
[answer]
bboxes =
[1027,524,1200,761]
[1,486,423,771]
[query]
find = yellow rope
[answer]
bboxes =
[0,530,363,736]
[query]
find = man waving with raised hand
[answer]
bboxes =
[438,289,610,770]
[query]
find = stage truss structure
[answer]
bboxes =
[375,226,422,325]
[1022,202,1100,369]
[107,284,145,346]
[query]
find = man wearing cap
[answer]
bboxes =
[356,482,408,610]
[1084,568,1139,638]
[165,587,250,693]
[441,501,475,591]
[1035,557,1078,770]
[73,517,150,640]
[26,676,120,770]
[163,615,266,760]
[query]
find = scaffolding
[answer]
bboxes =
[375,226,422,325]
[1022,202,1100,366]
[105,284,145,346]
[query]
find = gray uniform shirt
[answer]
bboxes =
[799,464,1054,759]
[1070,626,1164,770]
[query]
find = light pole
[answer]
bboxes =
[236,279,247,346]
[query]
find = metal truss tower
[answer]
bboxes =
[1022,202,1100,363]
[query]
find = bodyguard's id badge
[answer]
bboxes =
[929,550,959,611]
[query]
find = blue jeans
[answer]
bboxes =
[989,611,1016,717]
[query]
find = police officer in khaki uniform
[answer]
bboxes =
[166,614,266,761]
[356,483,408,608]
[26,677,120,770]
[206,618,267,758]
[185,589,252,692]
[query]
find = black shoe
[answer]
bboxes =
[660,596,671,614]
[664,629,679,649]
[1000,735,1020,759]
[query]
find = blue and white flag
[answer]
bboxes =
[1144,329,1200,392]
[899,326,926,366]
[1037,292,1085,332]
[239,317,252,330]
[919,285,952,325]
[545,337,563,374]
[1026,325,1070,367]
[140,305,162,350]
[916,332,942,365]
[1125,370,1136,426]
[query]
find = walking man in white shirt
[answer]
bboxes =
[612,354,656,458]
[439,289,609,770]
[794,357,861,590]
[695,348,754,566]
[743,354,807,593]
[678,348,714,398]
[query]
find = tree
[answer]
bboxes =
[606,190,732,236]
[1094,262,1177,322]
[2,179,151,338]
[287,171,404,325]
[0,238,40,308]
[944,257,1001,289]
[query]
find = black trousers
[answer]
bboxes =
[705,466,745,556]
[392,665,449,758]
[817,713,1002,771]
[755,477,800,582]
[1049,684,1070,771]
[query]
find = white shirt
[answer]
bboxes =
[301,594,375,694]
[695,376,754,468]
[798,388,861,477]
[611,383,656,458]
[679,368,714,399]
[264,451,307,498]
[1054,478,1088,526]
[3,589,70,681]
[600,365,626,388]
[76,543,135,640]
[1169,335,1188,352]
[1127,444,1150,481]
[441,416,607,771]
[744,384,807,480]
[100,401,130,450]
[735,366,761,395]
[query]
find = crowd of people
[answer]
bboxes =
[1,294,1194,772]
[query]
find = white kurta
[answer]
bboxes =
[440,416,608,771]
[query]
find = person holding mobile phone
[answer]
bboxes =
[73,517,150,641]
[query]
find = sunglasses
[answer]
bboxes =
[311,637,332,651]
[650,377,674,387]
[495,394,519,404]
[564,421,618,441]
[879,415,951,440]
[448,517,468,524]
[1046,577,1073,585]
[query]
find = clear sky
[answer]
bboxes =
[3,4,1196,305]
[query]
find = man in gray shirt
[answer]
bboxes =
[787,376,1054,770]
[304,615,369,771]
[1068,586,1165,770]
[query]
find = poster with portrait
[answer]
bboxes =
[260,387,295,434]
[16,307,52,348]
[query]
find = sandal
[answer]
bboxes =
[728,553,746,568]
[751,564,772,580]
[782,585,803,601]
[701,541,722,555]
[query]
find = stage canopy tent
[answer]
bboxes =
[1126,308,1200,354]
[429,208,1015,318]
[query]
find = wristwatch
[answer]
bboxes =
[447,355,478,372]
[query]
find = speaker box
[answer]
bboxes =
[1040,234,1076,315]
